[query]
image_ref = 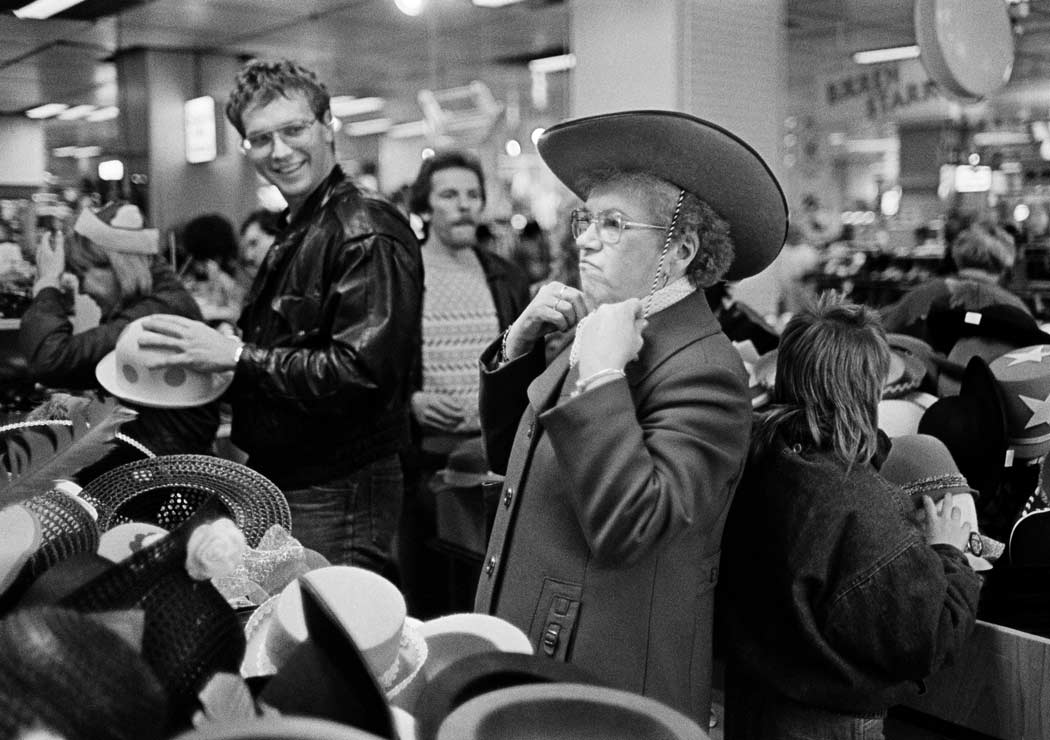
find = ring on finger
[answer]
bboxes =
[558,285,567,301]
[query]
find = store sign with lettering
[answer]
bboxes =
[819,60,950,123]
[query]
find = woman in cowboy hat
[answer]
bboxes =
[719,294,980,739]
[17,201,219,472]
[473,110,787,724]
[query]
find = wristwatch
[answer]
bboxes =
[966,531,983,557]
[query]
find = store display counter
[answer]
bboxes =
[898,620,1050,740]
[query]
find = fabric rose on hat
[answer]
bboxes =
[185,519,246,581]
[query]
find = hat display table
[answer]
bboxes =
[895,620,1050,740]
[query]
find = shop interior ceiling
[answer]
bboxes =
[1,0,1049,153]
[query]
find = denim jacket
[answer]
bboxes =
[718,438,981,715]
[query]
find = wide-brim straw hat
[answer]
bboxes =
[536,110,787,281]
[81,454,290,548]
[18,497,248,729]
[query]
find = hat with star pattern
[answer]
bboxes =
[990,345,1050,461]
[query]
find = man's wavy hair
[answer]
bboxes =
[753,292,890,469]
[576,170,734,287]
[225,59,330,137]
[408,150,487,215]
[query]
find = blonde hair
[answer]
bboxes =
[65,231,153,306]
[753,292,889,468]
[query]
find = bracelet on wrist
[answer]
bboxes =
[497,327,514,366]
[573,368,626,397]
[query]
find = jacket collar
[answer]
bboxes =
[526,290,721,412]
[281,165,346,231]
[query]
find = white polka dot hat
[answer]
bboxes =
[95,315,233,408]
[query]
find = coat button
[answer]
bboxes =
[503,487,513,507]
[526,421,534,439]
[485,556,497,576]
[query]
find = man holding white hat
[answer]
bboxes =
[136,59,423,577]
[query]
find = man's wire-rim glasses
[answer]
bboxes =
[241,118,318,155]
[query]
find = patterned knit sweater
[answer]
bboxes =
[421,247,500,433]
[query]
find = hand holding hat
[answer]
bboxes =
[138,314,243,374]
[96,318,234,409]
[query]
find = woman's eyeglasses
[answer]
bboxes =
[241,119,318,155]
[570,208,670,245]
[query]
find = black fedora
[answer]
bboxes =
[918,356,1008,502]
[537,110,788,280]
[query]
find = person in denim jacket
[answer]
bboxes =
[719,294,981,740]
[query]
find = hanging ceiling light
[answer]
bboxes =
[851,45,920,65]
[394,0,426,16]
[14,0,87,19]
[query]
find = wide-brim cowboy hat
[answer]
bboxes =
[536,110,788,281]
[433,683,709,740]
[81,455,290,548]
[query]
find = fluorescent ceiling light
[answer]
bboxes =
[973,131,1031,146]
[51,146,79,158]
[394,0,426,16]
[844,137,899,153]
[330,96,384,117]
[528,53,576,74]
[25,103,68,119]
[851,45,920,65]
[472,0,526,6]
[346,118,392,137]
[57,104,97,121]
[388,120,428,139]
[14,0,86,20]
[75,145,102,158]
[85,106,119,122]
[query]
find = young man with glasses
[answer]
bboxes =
[474,110,787,727]
[139,59,423,578]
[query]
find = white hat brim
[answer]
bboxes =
[96,350,232,409]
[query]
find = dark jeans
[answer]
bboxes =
[284,454,402,581]
[725,670,885,740]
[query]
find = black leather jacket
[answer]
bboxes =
[231,167,423,488]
